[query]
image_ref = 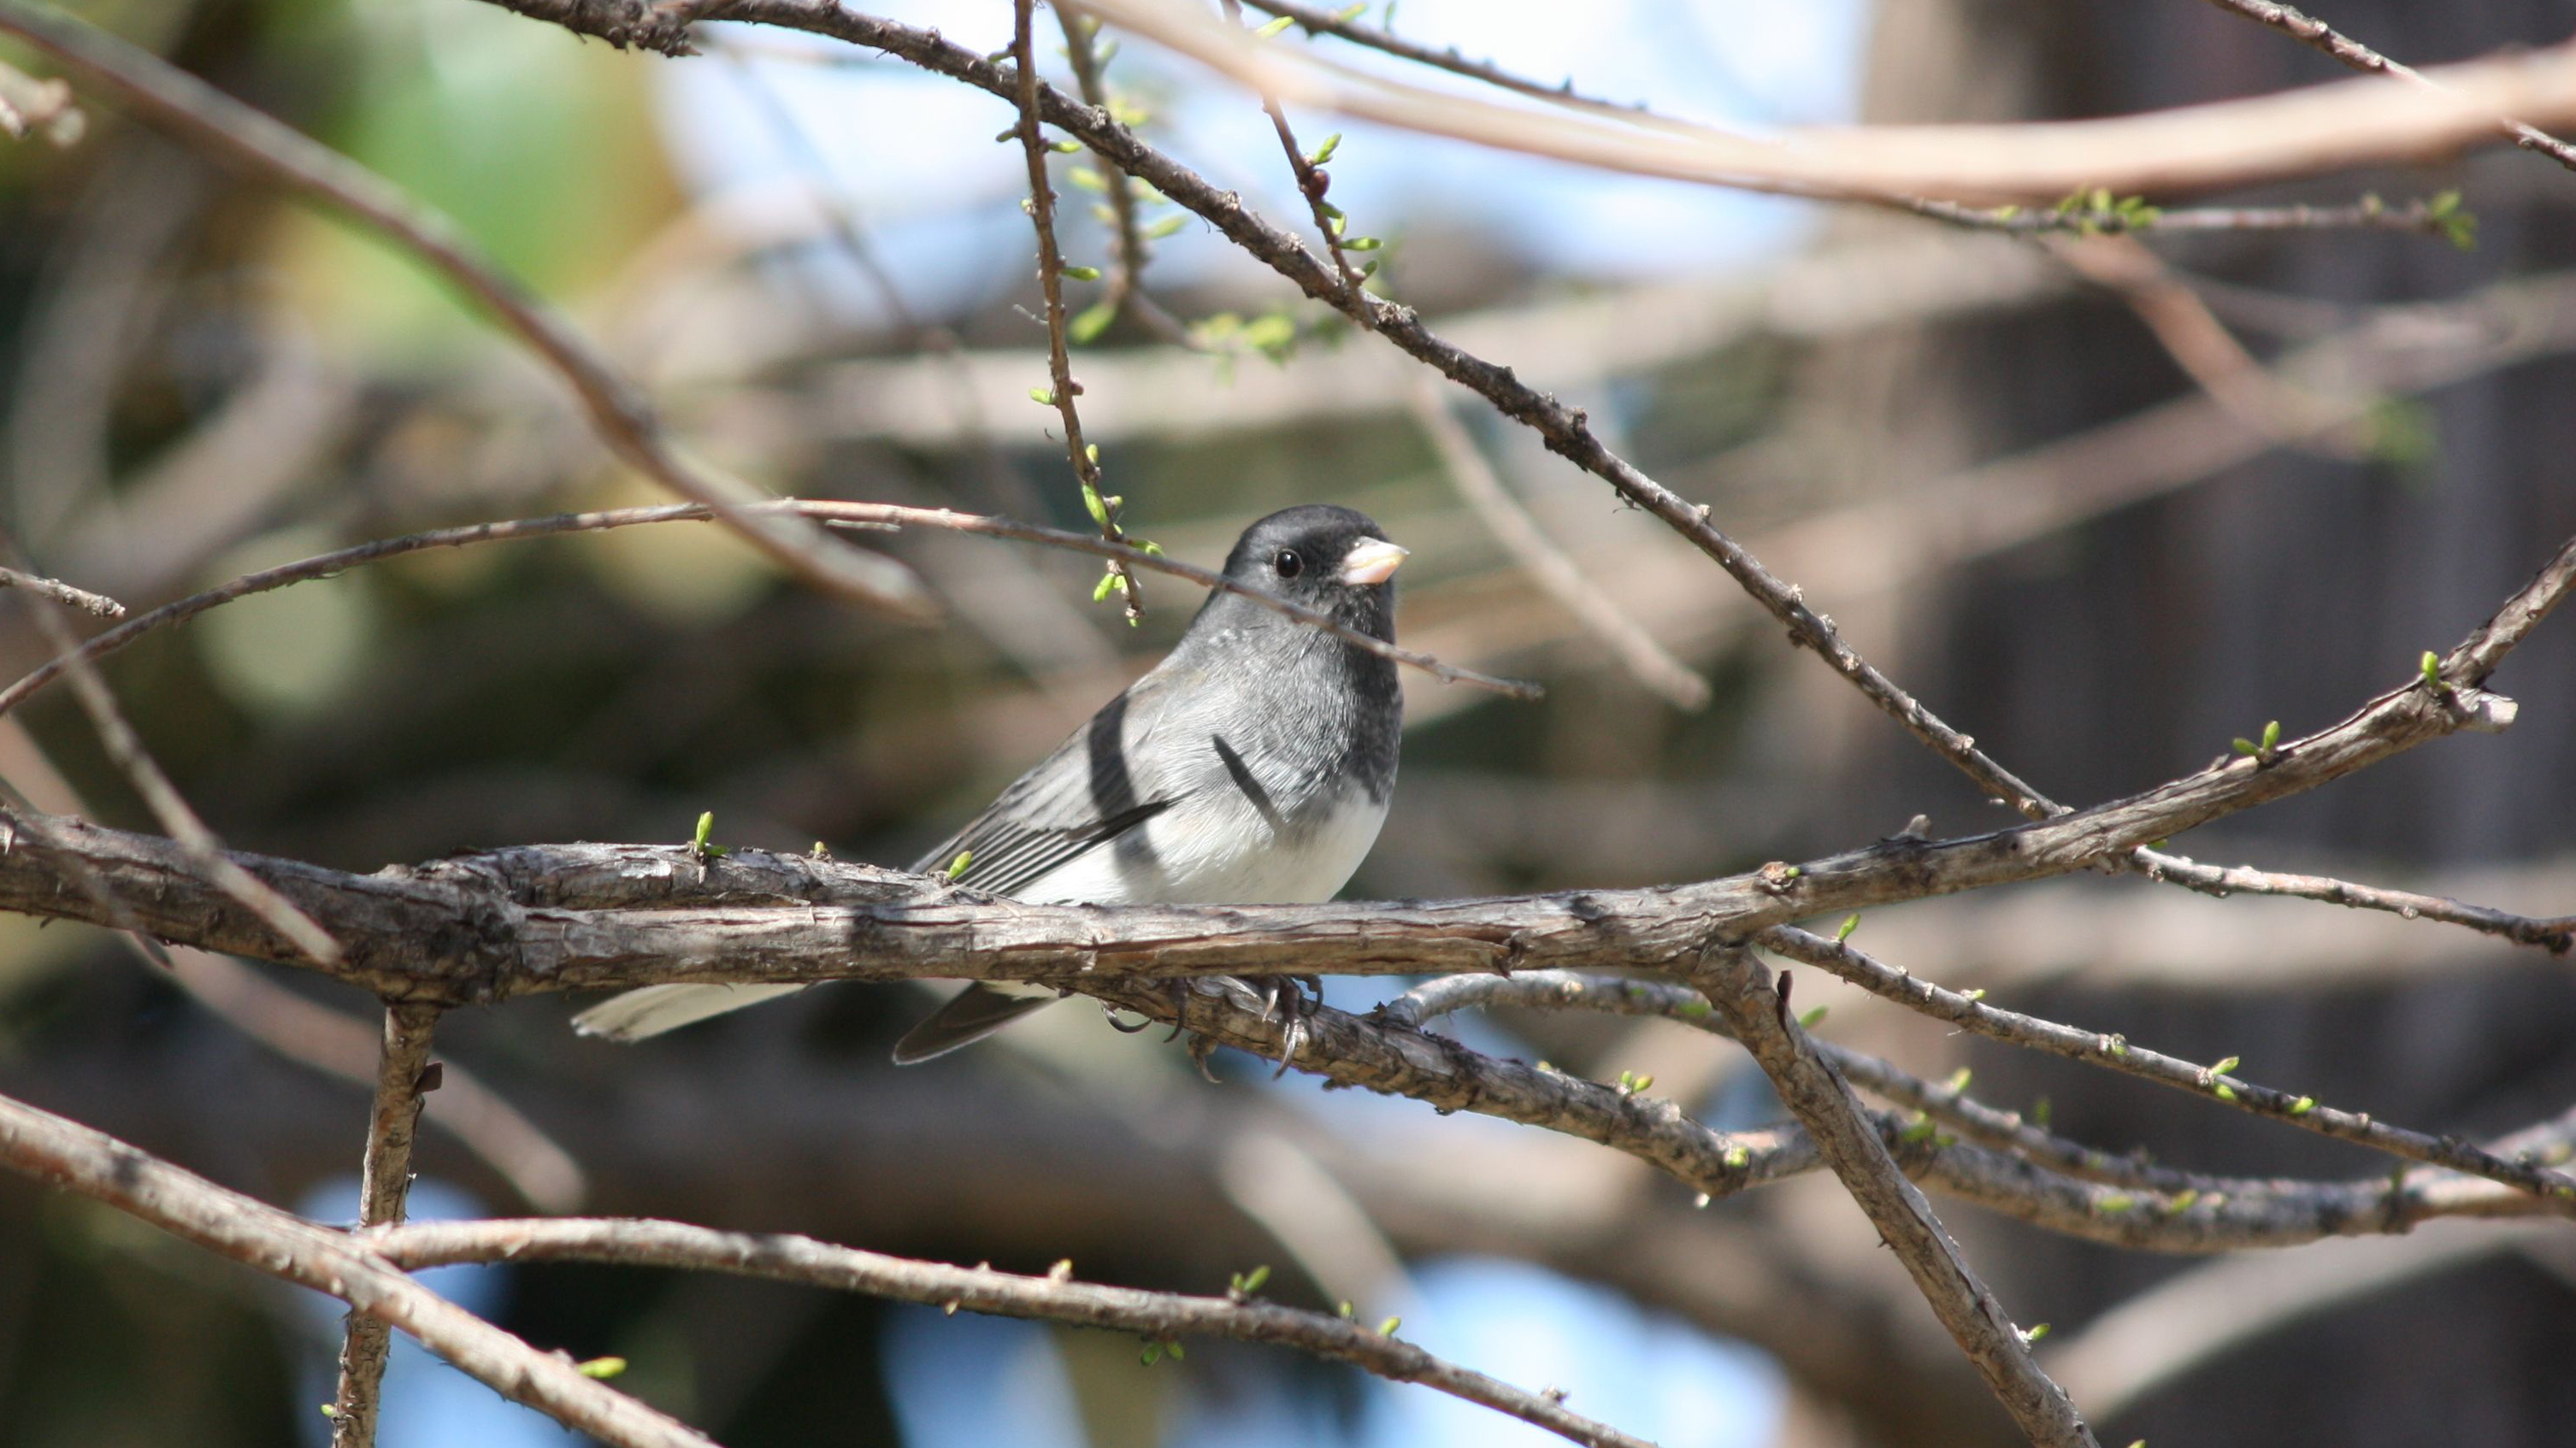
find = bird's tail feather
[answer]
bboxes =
[890,983,1058,1064]
[572,982,806,1042]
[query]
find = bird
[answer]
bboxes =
[572,503,1408,1063]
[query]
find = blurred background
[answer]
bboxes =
[3,1,2573,1445]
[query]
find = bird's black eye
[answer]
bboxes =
[1273,549,1303,579]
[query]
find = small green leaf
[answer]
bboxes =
[1945,1067,1972,1094]
[1675,999,1712,1020]
[1797,1005,1829,1028]
[2211,1056,2241,1076]
[319,1405,339,1420]
[2213,1082,2237,1101]
[1030,387,1057,406]
[2020,1323,2051,1345]
[2290,1096,2316,1115]
[1241,1263,1270,1294]
[945,850,973,880]
[1093,571,1121,603]
[1139,540,1165,556]
[2096,1193,2137,1215]
[1165,1340,1183,1360]
[2259,721,2280,752]
[1961,988,1985,1004]
[1337,1300,1354,1318]
[1070,301,1118,344]
[1141,1342,1164,1365]
[1253,14,1294,38]
[1724,1144,1749,1168]
[1836,913,1860,943]
[1062,264,1102,282]
[2105,1034,2129,1057]
[1334,3,1366,20]
[577,1357,628,1380]
[2420,650,2443,686]
[692,811,715,851]
[1342,236,1382,251]
[2163,1189,2200,1215]
[1310,132,1342,164]
[1066,167,1108,191]
[1082,483,1111,527]
[1049,138,1082,154]
[1144,214,1188,239]
[1377,1316,1401,1336]
[2231,737,2260,756]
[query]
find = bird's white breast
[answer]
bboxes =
[1016,786,1389,907]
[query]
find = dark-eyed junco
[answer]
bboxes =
[574,504,1407,1061]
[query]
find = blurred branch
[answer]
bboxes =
[2046,1220,2566,1420]
[368,1216,1653,1448]
[1692,946,2098,1448]
[1408,376,1709,710]
[0,1091,713,1448]
[1052,9,1191,344]
[0,0,932,616]
[1011,0,1144,622]
[1071,0,2576,199]
[1239,0,2479,240]
[329,1004,440,1448]
[2194,0,2576,173]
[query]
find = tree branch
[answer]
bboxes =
[1758,925,2576,1209]
[330,1004,442,1448]
[1691,946,2098,1448]
[367,1217,1655,1448]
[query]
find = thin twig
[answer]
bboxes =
[1218,0,1375,326]
[1406,377,1707,709]
[0,501,1540,719]
[0,0,931,616]
[1012,0,1144,622]
[2194,0,2576,174]
[1759,924,2576,1210]
[330,1004,442,1448]
[2131,850,2574,953]
[1692,946,2099,1448]
[369,1217,1654,1448]
[0,563,123,616]
[0,1092,714,1448]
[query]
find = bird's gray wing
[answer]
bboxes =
[910,671,1187,898]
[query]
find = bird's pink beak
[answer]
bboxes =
[1339,538,1408,586]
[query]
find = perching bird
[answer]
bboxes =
[572,504,1407,1062]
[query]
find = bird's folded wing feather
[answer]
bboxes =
[911,674,1188,900]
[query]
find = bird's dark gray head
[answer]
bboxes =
[1202,504,1405,643]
